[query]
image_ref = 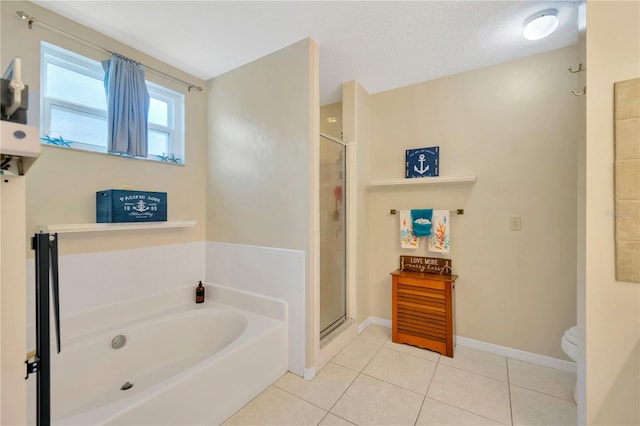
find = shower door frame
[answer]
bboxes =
[319,133,349,340]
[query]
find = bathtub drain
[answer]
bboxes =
[120,381,134,391]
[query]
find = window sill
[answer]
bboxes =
[38,220,196,234]
[41,143,185,166]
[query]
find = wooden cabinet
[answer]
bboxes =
[391,270,457,357]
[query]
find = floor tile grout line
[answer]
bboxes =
[270,383,356,426]
[436,361,510,384]
[273,375,358,425]
[361,326,444,364]
[359,371,427,398]
[364,331,454,425]
[509,383,578,403]
[235,330,576,426]
[316,411,330,426]
[271,369,357,416]
[355,338,441,397]
[507,356,514,426]
[356,334,388,372]
[337,335,437,425]
[506,355,578,375]
[413,353,441,426]
[417,354,512,426]
[238,338,571,426]
[321,331,389,423]
[315,409,355,426]
[324,331,421,424]
[422,395,514,426]
[323,380,360,426]
[329,360,363,375]
[506,355,577,402]
[383,341,442,363]
[429,357,514,425]
[271,383,330,413]
[323,369,361,416]
[222,376,287,425]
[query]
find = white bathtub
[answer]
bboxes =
[47,284,288,425]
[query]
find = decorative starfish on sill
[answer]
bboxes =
[156,152,181,164]
[40,134,71,147]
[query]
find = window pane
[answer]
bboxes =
[46,63,106,110]
[148,97,168,127]
[148,129,169,157]
[49,105,107,148]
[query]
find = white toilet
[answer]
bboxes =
[561,325,578,402]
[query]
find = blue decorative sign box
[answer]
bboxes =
[96,190,167,223]
[406,147,439,178]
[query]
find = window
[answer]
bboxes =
[40,42,185,164]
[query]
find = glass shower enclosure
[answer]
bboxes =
[319,134,347,339]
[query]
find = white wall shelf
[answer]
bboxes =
[367,175,477,190]
[38,220,197,234]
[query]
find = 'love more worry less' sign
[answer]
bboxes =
[400,256,452,275]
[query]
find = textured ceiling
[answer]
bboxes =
[31,1,580,105]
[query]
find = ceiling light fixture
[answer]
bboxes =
[523,9,559,40]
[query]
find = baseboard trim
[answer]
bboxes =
[370,317,392,328]
[357,316,391,334]
[357,318,371,334]
[303,367,316,380]
[357,317,576,373]
[456,336,576,373]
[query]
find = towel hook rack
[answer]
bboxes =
[572,86,586,96]
[568,63,585,73]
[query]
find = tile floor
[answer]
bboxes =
[223,325,577,426]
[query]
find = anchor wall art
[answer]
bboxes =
[405,147,439,178]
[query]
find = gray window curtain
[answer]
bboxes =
[102,53,149,157]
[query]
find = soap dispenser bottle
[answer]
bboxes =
[195,281,205,304]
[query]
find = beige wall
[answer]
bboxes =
[366,46,580,359]
[320,102,343,141]
[0,1,207,256]
[585,1,640,424]
[206,38,316,251]
[343,81,372,324]
[206,38,320,368]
